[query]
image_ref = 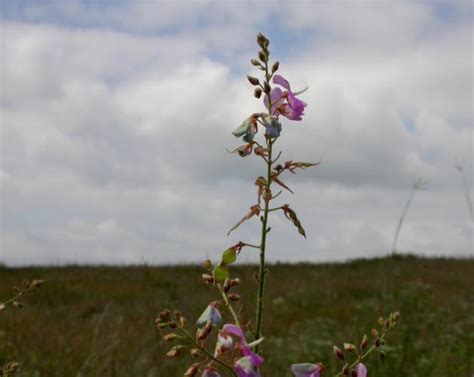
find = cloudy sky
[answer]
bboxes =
[1,0,472,265]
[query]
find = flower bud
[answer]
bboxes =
[230,278,240,287]
[251,58,261,66]
[378,317,384,326]
[343,343,356,352]
[247,75,260,86]
[227,293,240,301]
[166,345,183,358]
[163,333,178,342]
[30,279,45,289]
[180,316,187,328]
[202,259,213,271]
[263,82,271,94]
[333,346,345,360]
[223,278,231,293]
[184,363,199,377]
[159,309,171,322]
[371,328,379,337]
[360,334,368,351]
[257,33,269,49]
[254,88,262,98]
[343,364,350,375]
[271,61,279,73]
[202,274,215,284]
[259,50,268,63]
[375,338,381,347]
[190,348,200,358]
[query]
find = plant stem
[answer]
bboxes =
[254,138,273,351]
[177,327,238,377]
[217,284,241,327]
[254,59,274,352]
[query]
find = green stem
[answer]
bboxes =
[254,59,274,352]
[177,327,238,377]
[217,284,241,327]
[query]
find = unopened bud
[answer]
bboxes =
[30,279,45,289]
[202,274,214,284]
[343,343,356,352]
[251,58,261,66]
[254,88,262,98]
[190,348,201,358]
[180,316,187,328]
[247,75,260,86]
[360,334,368,351]
[163,333,178,342]
[333,346,345,360]
[12,300,22,308]
[184,363,199,377]
[159,309,171,322]
[259,50,268,63]
[227,294,240,301]
[230,278,240,287]
[371,328,379,337]
[378,317,384,326]
[375,338,381,347]
[166,345,183,358]
[256,33,269,49]
[342,364,349,375]
[271,61,279,73]
[168,321,177,329]
[263,82,271,94]
[202,259,212,271]
[223,278,231,293]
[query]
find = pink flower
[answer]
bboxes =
[219,324,264,377]
[264,74,307,121]
[291,363,323,377]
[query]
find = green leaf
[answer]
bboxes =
[222,248,237,265]
[213,265,229,282]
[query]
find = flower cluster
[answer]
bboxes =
[156,33,399,377]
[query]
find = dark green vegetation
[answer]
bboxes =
[1,255,473,377]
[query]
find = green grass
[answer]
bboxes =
[0,255,473,376]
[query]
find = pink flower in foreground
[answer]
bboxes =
[264,74,307,121]
[291,363,323,377]
[219,324,264,377]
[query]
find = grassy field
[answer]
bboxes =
[0,255,473,377]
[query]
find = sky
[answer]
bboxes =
[0,0,472,265]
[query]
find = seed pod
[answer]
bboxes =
[254,87,262,98]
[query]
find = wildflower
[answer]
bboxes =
[232,114,259,142]
[264,74,307,121]
[219,324,264,377]
[291,363,323,377]
[196,304,222,326]
[355,363,367,377]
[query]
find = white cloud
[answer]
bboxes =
[0,1,472,265]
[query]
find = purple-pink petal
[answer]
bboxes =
[222,324,245,342]
[273,74,291,90]
[356,363,367,377]
[234,356,261,377]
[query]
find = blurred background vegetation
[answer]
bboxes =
[1,254,473,377]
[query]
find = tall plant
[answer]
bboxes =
[156,33,399,377]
